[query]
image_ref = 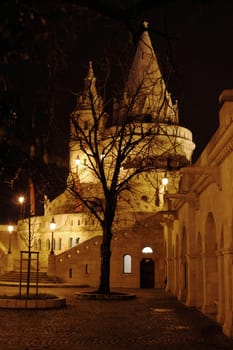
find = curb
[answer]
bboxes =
[0,296,66,309]
[75,291,136,300]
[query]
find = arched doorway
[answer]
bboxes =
[140,258,155,288]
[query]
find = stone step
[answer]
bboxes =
[0,271,63,283]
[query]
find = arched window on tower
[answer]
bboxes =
[123,254,132,273]
[46,238,50,251]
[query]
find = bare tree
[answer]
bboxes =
[68,30,188,293]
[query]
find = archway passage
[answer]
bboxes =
[140,258,155,288]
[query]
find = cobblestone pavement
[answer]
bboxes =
[0,286,233,350]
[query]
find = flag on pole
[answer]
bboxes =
[29,177,35,216]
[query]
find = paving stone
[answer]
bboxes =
[0,287,232,350]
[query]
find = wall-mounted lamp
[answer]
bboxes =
[75,156,81,166]
[100,153,105,161]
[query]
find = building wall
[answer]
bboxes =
[164,90,233,337]
[48,213,166,289]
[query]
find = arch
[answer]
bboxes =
[123,254,132,273]
[140,258,155,288]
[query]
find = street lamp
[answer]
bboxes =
[7,225,13,254]
[162,173,169,192]
[50,217,56,255]
[18,196,25,219]
[75,156,80,173]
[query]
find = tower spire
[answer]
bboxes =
[124,21,177,124]
[84,60,97,97]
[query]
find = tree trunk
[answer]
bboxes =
[98,224,112,294]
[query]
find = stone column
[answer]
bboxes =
[216,249,225,324]
[186,254,196,306]
[202,252,218,314]
[222,250,233,337]
[166,224,174,292]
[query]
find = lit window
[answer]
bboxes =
[142,247,153,254]
[123,254,132,273]
[46,238,50,251]
[69,237,73,248]
[59,238,62,250]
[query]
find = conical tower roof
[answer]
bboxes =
[124,21,177,124]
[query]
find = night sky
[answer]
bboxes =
[51,0,233,160]
[0,0,233,223]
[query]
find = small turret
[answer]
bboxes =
[76,61,103,114]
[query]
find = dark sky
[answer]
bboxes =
[71,0,233,161]
[1,0,233,223]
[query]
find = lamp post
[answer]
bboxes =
[50,217,56,255]
[7,225,13,254]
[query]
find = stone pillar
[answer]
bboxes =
[195,252,204,309]
[178,255,187,302]
[222,250,233,337]
[166,226,174,292]
[162,216,178,293]
[216,249,225,324]
[202,253,218,315]
[174,256,179,295]
[186,254,196,306]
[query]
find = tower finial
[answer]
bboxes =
[87,60,94,78]
[142,21,149,30]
